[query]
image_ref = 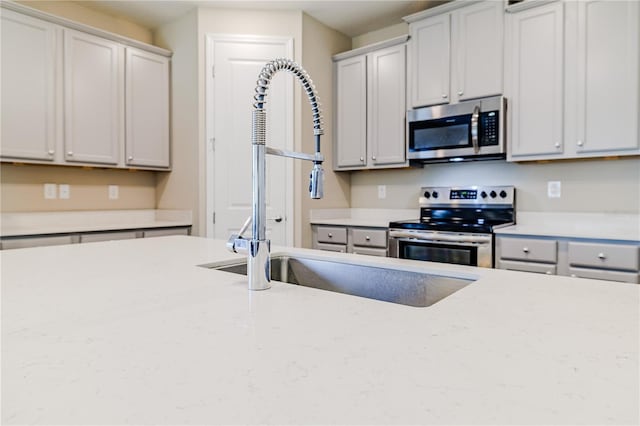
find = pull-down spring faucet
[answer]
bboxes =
[227,58,324,290]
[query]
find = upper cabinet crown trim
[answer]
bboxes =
[403,0,485,23]
[0,0,172,57]
[332,35,409,62]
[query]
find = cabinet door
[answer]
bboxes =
[1,10,57,161]
[125,48,170,168]
[64,29,122,165]
[368,44,407,167]
[452,1,504,103]
[575,0,639,155]
[335,55,367,168]
[409,14,450,107]
[507,2,564,159]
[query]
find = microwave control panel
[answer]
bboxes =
[480,111,499,146]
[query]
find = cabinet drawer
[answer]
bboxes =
[352,246,387,257]
[351,228,387,248]
[568,242,639,271]
[569,266,639,284]
[1,235,73,250]
[498,259,557,275]
[143,227,190,238]
[499,237,557,263]
[314,242,347,253]
[80,231,138,243]
[316,226,347,244]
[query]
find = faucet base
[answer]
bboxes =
[248,239,271,291]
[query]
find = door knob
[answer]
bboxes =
[268,216,283,223]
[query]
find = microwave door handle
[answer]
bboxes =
[471,105,480,153]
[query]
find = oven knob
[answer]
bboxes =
[432,191,439,199]
[499,190,507,198]
[423,191,430,198]
[480,191,488,198]
[490,190,497,198]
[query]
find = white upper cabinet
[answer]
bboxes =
[334,39,407,170]
[506,1,564,159]
[0,10,58,162]
[409,14,450,107]
[0,2,171,170]
[125,48,170,168]
[368,44,407,167]
[452,1,504,102]
[335,55,367,168]
[64,29,122,165]
[407,1,504,108]
[506,0,639,161]
[573,0,639,155]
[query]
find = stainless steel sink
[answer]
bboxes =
[203,255,474,307]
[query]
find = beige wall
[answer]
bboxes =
[2,2,157,214]
[300,13,352,248]
[154,9,200,233]
[0,164,156,212]
[352,22,408,49]
[350,157,640,214]
[17,1,153,43]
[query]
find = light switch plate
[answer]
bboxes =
[378,185,386,199]
[59,184,70,200]
[547,181,561,198]
[44,183,57,199]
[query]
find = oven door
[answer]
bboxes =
[388,231,494,268]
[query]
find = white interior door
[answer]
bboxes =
[206,35,293,245]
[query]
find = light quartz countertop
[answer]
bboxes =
[0,209,192,237]
[1,236,638,425]
[309,208,417,228]
[496,212,640,242]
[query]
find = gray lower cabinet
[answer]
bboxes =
[496,235,640,284]
[1,226,191,250]
[312,225,387,257]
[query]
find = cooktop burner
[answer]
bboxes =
[389,185,515,234]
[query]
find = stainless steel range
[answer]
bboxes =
[388,186,515,268]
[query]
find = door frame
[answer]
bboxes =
[205,33,294,244]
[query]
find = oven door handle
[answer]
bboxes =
[389,230,491,244]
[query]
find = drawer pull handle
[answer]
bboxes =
[522,247,529,253]
[598,253,606,260]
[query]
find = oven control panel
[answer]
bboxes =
[419,185,515,206]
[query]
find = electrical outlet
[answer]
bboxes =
[59,184,70,200]
[377,185,386,199]
[547,181,561,198]
[44,183,57,200]
[108,185,119,200]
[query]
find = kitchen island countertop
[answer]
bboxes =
[1,236,638,425]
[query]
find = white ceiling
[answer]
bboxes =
[77,0,448,38]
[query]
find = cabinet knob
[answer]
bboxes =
[522,247,529,253]
[571,274,576,278]
[598,252,606,260]
[555,142,560,149]
[545,271,552,275]
[360,157,364,162]
[442,94,448,99]
[328,233,333,238]
[67,151,73,156]
[48,150,55,155]
[128,156,134,161]
[458,90,464,96]
[577,140,584,147]
[372,156,376,161]
[365,236,370,241]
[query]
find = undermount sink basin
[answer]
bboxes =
[203,255,474,307]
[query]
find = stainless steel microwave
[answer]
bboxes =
[407,96,506,163]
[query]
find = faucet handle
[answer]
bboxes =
[227,234,249,254]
